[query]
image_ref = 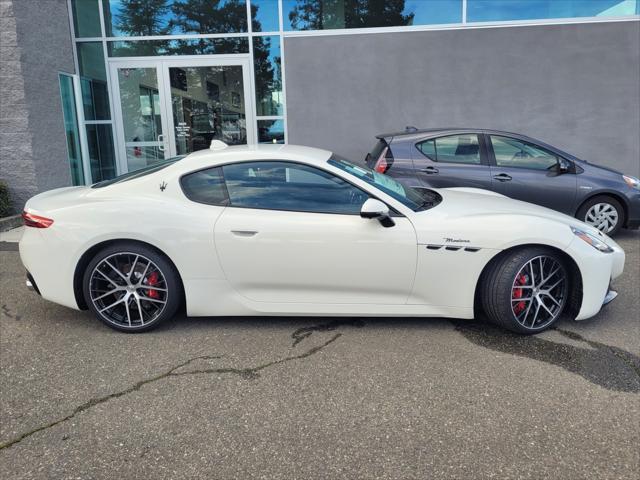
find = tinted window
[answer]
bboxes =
[181,167,229,205]
[491,136,559,170]
[222,161,369,214]
[416,134,481,165]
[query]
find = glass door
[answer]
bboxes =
[110,57,254,174]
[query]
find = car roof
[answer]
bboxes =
[376,127,536,140]
[178,143,333,171]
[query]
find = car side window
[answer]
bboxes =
[181,167,229,205]
[222,161,370,214]
[490,136,559,170]
[416,134,481,165]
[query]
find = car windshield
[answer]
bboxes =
[328,155,441,212]
[92,156,185,188]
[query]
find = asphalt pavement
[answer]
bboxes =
[0,230,638,479]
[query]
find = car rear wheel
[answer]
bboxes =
[481,248,569,334]
[83,243,182,332]
[577,195,624,236]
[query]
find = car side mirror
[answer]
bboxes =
[558,158,571,173]
[360,198,395,228]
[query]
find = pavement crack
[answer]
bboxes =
[0,331,342,450]
[291,318,365,347]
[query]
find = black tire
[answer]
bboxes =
[576,195,624,236]
[481,247,570,334]
[82,242,182,333]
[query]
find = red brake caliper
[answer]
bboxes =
[513,273,527,315]
[145,271,160,299]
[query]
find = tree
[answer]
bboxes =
[289,0,413,30]
[113,0,172,36]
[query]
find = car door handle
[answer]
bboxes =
[231,230,258,237]
[493,173,512,182]
[420,166,439,174]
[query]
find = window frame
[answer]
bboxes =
[484,134,575,173]
[414,132,490,166]
[180,159,393,216]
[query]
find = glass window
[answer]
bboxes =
[86,124,117,182]
[107,38,249,57]
[416,134,481,165]
[94,156,184,188]
[328,156,442,212]
[77,42,111,120]
[258,119,285,143]
[468,0,638,22]
[251,0,280,32]
[58,74,85,186]
[71,0,102,37]
[222,161,369,214]
[180,167,229,205]
[103,0,249,37]
[490,136,559,170]
[253,36,282,116]
[284,0,462,31]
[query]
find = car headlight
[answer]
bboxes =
[571,227,613,253]
[623,175,639,189]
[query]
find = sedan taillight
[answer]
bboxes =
[22,211,54,228]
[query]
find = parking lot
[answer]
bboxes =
[0,231,638,479]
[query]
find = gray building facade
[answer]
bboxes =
[0,0,638,212]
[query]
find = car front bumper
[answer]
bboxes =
[625,190,640,229]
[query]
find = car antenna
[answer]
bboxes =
[405,125,418,133]
[210,140,228,151]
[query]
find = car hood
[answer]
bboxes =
[411,187,607,249]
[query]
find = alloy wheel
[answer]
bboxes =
[511,255,568,330]
[89,252,169,328]
[584,203,618,234]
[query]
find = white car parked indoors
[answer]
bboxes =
[20,142,625,334]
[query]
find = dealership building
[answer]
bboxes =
[1,0,639,210]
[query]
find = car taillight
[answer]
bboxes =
[374,147,390,174]
[22,211,54,228]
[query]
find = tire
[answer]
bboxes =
[576,195,624,236]
[481,247,570,334]
[82,242,182,333]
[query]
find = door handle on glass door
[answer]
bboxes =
[493,173,512,182]
[420,166,439,174]
[231,230,258,237]
[158,134,165,152]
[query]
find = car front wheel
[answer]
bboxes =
[577,195,624,236]
[481,248,569,334]
[83,243,182,332]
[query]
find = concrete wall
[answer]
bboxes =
[0,0,74,213]
[285,21,640,176]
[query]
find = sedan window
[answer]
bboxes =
[222,161,369,215]
[181,167,229,206]
[490,136,559,170]
[416,134,481,165]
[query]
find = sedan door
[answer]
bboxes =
[212,161,418,305]
[486,135,577,214]
[411,133,495,191]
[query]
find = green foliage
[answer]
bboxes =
[0,181,12,218]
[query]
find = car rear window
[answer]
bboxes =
[92,156,185,188]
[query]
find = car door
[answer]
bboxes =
[411,133,495,191]
[486,134,577,214]
[211,161,418,305]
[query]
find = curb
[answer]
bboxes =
[0,214,22,232]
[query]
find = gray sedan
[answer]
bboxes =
[366,128,640,235]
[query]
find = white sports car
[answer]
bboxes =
[20,142,625,334]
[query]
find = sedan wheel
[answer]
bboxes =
[83,244,182,332]
[481,247,570,334]
[584,203,619,234]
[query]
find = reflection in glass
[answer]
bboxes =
[253,36,282,116]
[468,0,638,22]
[86,124,117,182]
[283,0,462,30]
[71,0,102,37]
[107,38,249,57]
[258,119,284,143]
[251,0,280,32]
[170,66,247,156]
[116,67,165,172]
[58,74,85,185]
[77,43,111,120]
[103,0,248,37]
